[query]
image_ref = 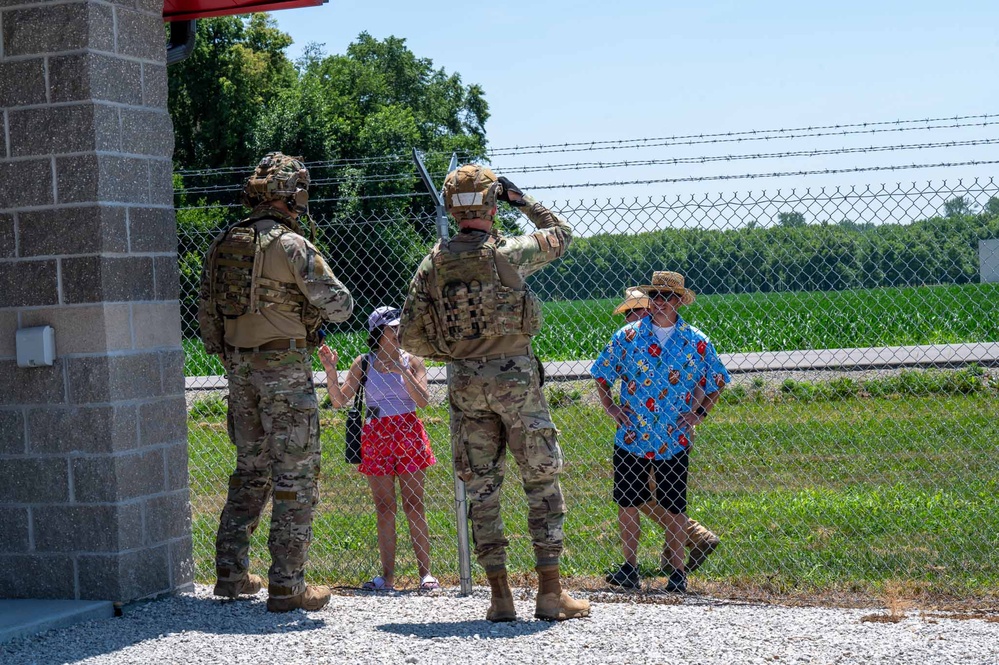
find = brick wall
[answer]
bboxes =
[0,0,193,601]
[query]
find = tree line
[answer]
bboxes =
[176,198,999,337]
[532,203,999,301]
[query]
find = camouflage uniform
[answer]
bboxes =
[401,195,572,570]
[198,206,352,599]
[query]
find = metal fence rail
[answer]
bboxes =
[179,178,999,596]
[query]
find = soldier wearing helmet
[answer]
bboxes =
[399,165,590,622]
[197,151,353,613]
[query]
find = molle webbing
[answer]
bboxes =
[213,226,258,318]
[430,241,541,343]
[256,276,306,315]
[442,279,489,338]
[211,220,301,320]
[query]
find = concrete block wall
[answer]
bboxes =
[0,0,193,600]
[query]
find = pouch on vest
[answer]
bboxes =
[430,239,542,344]
[399,288,453,362]
[210,220,306,322]
[211,225,258,318]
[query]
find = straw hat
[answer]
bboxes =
[612,288,652,316]
[636,271,696,306]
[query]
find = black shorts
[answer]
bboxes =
[612,447,688,513]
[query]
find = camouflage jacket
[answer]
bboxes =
[198,207,353,354]
[399,195,572,360]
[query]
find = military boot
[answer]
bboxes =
[534,565,590,621]
[485,568,517,622]
[213,573,264,599]
[266,585,332,613]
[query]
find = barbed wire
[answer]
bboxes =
[524,159,999,191]
[174,112,998,180]
[176,137,999,196]
[177,190,432,210]
[176,160,999,210]
[483,113,999,156]
[469,137,999,176]
[555,178,999,212]
[484,120,999,158]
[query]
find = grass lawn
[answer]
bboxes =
[187,379,999,599]
[183,282,999,376]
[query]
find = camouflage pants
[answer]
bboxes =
[449,354,566,571]
[215,348,320,599]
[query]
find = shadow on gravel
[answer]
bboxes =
[0,595,328,665]
[377,620,554,639]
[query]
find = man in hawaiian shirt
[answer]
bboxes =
[591,271,730,592]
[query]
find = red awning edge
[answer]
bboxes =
[164,0,327,22]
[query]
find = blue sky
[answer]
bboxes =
[269,1,999,203]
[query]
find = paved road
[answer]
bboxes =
[185,342,999,389]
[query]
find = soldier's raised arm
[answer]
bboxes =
[495,176,573,277]
[282,234,354,324]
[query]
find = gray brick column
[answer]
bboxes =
[0,0,193,601]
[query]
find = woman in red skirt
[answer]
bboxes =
[321,306,439,591]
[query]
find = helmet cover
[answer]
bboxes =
[242,151,310,214]
[443,164,501,222]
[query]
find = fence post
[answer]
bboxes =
[412,149,473,595]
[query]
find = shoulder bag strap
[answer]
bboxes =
[353,355,369,412]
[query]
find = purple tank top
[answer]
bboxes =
[364,353,417,418]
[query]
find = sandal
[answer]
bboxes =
[361,576,393,591]
[419,575,441,591]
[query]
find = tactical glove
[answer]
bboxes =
[497,176,526,206]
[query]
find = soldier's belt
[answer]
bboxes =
[456,348,532,363]
[461,351,514,362]
[227,338,308,353]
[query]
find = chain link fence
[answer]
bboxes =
[179,178,999,597]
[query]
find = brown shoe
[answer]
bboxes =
[266,585,332,613]
[663,521,720,575]
[534,565,590,622]
[213,573,264,599]
[485,569,517,622]
[686,537,719,574]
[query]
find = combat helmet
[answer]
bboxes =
[443,164,501,222]
[242,152,310,215]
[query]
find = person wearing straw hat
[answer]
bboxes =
[591,271,730,592]
[613,288,722,579]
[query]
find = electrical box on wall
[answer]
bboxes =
[16,326,56,368]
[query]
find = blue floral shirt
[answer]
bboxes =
[590,315,730,460]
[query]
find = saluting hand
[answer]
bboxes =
[497,176,526,206]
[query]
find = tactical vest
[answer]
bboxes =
[210,219,308,320]
[429,237,542,344]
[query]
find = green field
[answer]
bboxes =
[187,370,999,598]
[184,282,999,376]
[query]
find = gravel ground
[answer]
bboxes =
[3,586,998,665]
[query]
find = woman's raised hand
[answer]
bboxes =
[318,344,338,372]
